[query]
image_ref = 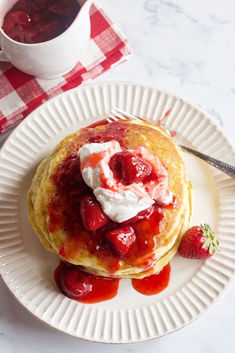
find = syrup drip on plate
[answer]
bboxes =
[54,262,120,304]
[157,109,176,137]
[54,262,171,303]
[132,263,171,295]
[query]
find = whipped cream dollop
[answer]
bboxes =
[78,140,172,223]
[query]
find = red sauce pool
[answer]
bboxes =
[54,261,120,303]
[2,0,80,44]
[132,264,171,295]
[54,262,171,303]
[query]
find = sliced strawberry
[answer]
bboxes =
[178,224,219,259]
[57,266,92,300]
[109,151,152,185]
[80,195,109,231]
[106,226,136,255]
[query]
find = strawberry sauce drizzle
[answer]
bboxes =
[132,263,171,295]
[54,262,120,303]
[158,109,172,126]
[50,121,175,303]
[54,261,171,303]
[48,122,176,274]
[80,151,106,170]
[48,171,165,272]
[157,109,176,137]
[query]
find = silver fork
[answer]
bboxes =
[106,106,235,179]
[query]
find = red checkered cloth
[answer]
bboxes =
[0,2,130,134]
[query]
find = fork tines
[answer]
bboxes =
[106,107,139,123]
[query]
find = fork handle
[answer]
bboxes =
[179,144,235,179]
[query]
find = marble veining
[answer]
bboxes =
[0,0,235,352]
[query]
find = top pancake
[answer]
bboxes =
[28,119,191,278]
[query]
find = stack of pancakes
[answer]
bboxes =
[28,119,192,278]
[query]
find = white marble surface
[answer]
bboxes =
[1,0,235,352]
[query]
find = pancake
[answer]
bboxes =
[28,119,192,278]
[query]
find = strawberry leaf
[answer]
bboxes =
[203,223,210,231]
[202,237,211,249]
[200,223,219,255]
[209,243,215,255]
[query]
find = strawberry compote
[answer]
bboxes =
[54,261,170,302]
[54,261,120,303]
[132,264,171,295]
[2,0,80,44]
[48,122,176,274]
[49,154,165,272]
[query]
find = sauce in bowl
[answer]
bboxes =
[2,0,80,44]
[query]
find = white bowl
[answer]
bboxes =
[0,0,92,79]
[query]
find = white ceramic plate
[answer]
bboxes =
[0,82,235,343]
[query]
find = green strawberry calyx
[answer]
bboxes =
[201,223,219,255]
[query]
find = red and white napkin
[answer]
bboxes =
[0,2,130,134]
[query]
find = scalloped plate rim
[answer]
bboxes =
[0,81,234,343]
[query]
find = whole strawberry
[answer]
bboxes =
[178,224,219,259]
